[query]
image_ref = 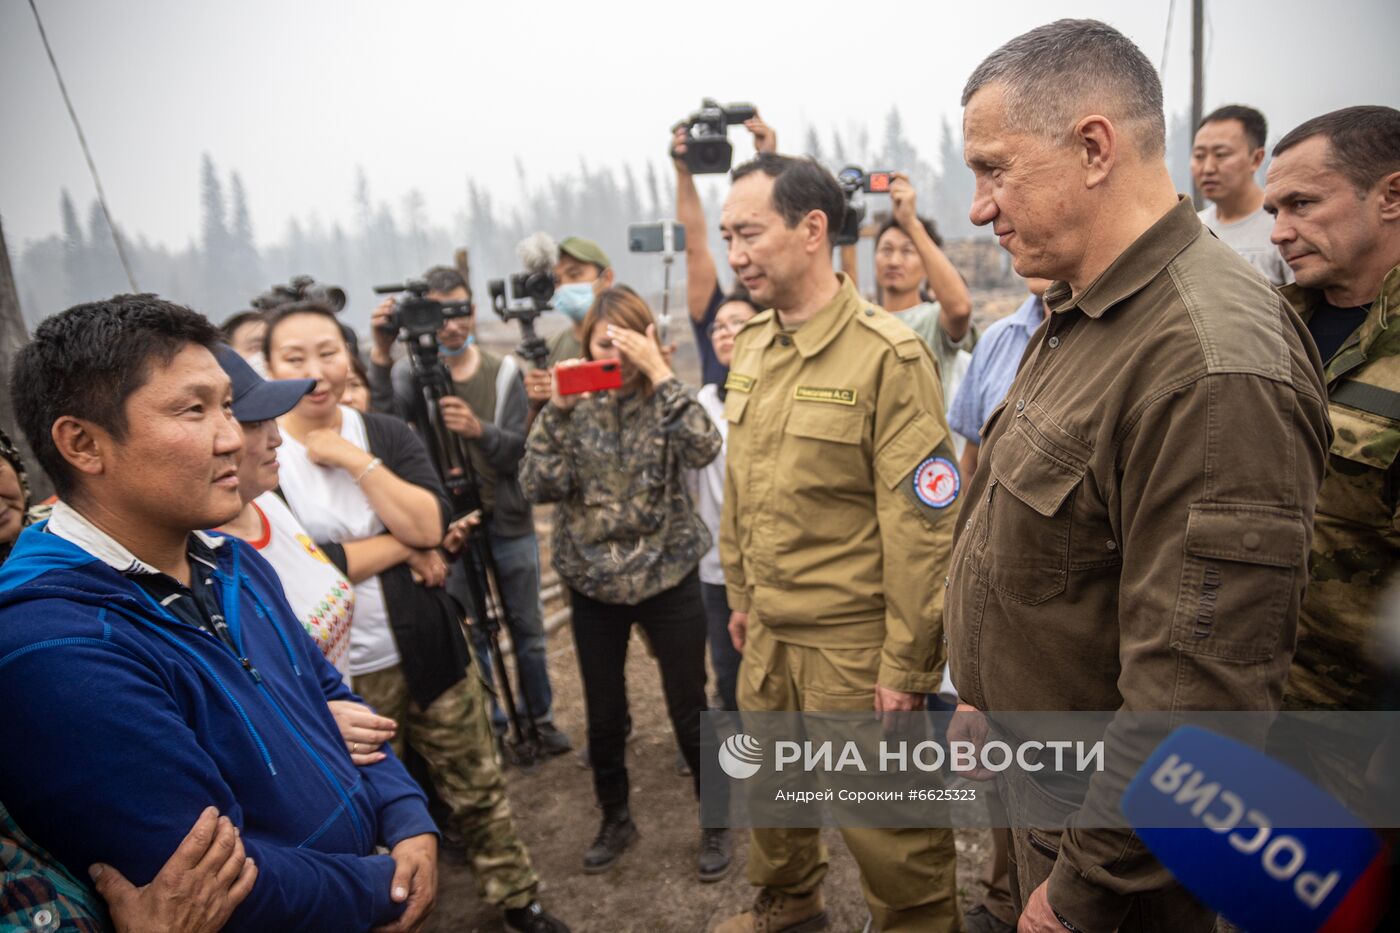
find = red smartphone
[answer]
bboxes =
[556,359,624,396]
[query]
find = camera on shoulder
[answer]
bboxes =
[674,98,757,175]
[834,166,895,246]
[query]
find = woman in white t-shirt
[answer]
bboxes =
[689,292,757,713]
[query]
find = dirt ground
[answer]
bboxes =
[425,622,994,933]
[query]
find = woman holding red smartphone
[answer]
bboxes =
[520,286,727,882]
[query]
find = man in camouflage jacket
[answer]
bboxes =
[1263,108,1400,718]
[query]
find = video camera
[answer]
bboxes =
[486,269,553,369]
[487,271,553,312]
[834,166,896,246]
[372,279,472,344]
[252,275,347,313]
[674,98,757,174]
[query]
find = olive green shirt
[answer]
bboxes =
[545,328,583,368]
[945,197,1330,930]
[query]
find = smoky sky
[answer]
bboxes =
[2,0,1397,251]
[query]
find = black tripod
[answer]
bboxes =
[374,281,544,768]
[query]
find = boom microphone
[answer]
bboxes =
[1121,726,1389,932]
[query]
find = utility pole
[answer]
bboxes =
[1191,0,1206,207]
[0,216,53,500]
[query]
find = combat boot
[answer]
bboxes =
[697,827,730,882]
[713,887,828,933]
[581,806,637,873]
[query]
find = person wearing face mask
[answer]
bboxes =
[369,265,570,758]
[520,286,724,882]
[523,238,615,407]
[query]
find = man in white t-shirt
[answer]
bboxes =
[1193,104,1293,286]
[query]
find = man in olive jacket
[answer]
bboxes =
[947,20,1329,933]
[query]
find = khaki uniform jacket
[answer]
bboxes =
[1285,263,1400,711]
[719,273,960,694]
[945,198,1330,930]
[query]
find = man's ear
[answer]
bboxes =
[51,417,107,481]
[1376,170,1400,223]
[802,209,830,255]
[1249,146,1266,173]
[599,267,616,289]
[1076,114,1118,189]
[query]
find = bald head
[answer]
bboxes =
[962,18,1165,158]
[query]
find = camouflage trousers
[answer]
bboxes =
[353,664,538,910]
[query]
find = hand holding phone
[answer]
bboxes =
[555,359,624,398]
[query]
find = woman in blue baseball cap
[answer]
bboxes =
[210,345,402,766]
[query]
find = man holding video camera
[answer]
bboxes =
[522,239,615,406]
[672,110,778,385]
[876,174,977,408]
[715,153,961,933]
[369,266,570,757]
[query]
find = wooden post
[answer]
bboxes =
[1191,0,1206,207]
[0,216,54,500]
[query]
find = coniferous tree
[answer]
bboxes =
[59,189,87,304]
[228,171,263,300]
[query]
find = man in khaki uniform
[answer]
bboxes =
[947,20,1329,933]
[714,153,960,933]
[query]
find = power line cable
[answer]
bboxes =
[28,0,139,292]
[1161,0,1177,77]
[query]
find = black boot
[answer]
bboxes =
[503,900,571,933]
[697,827,731,882]
[535,721,573,756]
[582,806,638,873]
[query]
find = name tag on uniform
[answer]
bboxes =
[725,372,756,393]
[794,386,857,406]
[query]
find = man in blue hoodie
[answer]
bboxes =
[0,295,440,932]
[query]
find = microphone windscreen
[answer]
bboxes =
[1121,726,1389,933]
[517,232,559,275]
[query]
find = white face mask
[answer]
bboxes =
[554,282,597,323]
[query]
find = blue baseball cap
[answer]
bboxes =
[213,344,315,422]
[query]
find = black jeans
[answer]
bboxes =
[570,570,707,811]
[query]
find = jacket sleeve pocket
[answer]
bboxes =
[1171,503,1306,661]
[874,410,948,490]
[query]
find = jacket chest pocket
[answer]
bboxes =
[1324,403,1399,529]
[974,418,1089,605]
[782,404,868,491]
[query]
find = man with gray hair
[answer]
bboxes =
[946,19,1329,933]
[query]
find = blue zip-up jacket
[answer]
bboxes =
[0,522,437,932]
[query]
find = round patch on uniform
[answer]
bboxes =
[913,457,960,509]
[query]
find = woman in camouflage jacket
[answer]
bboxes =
[520,286,730,882]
